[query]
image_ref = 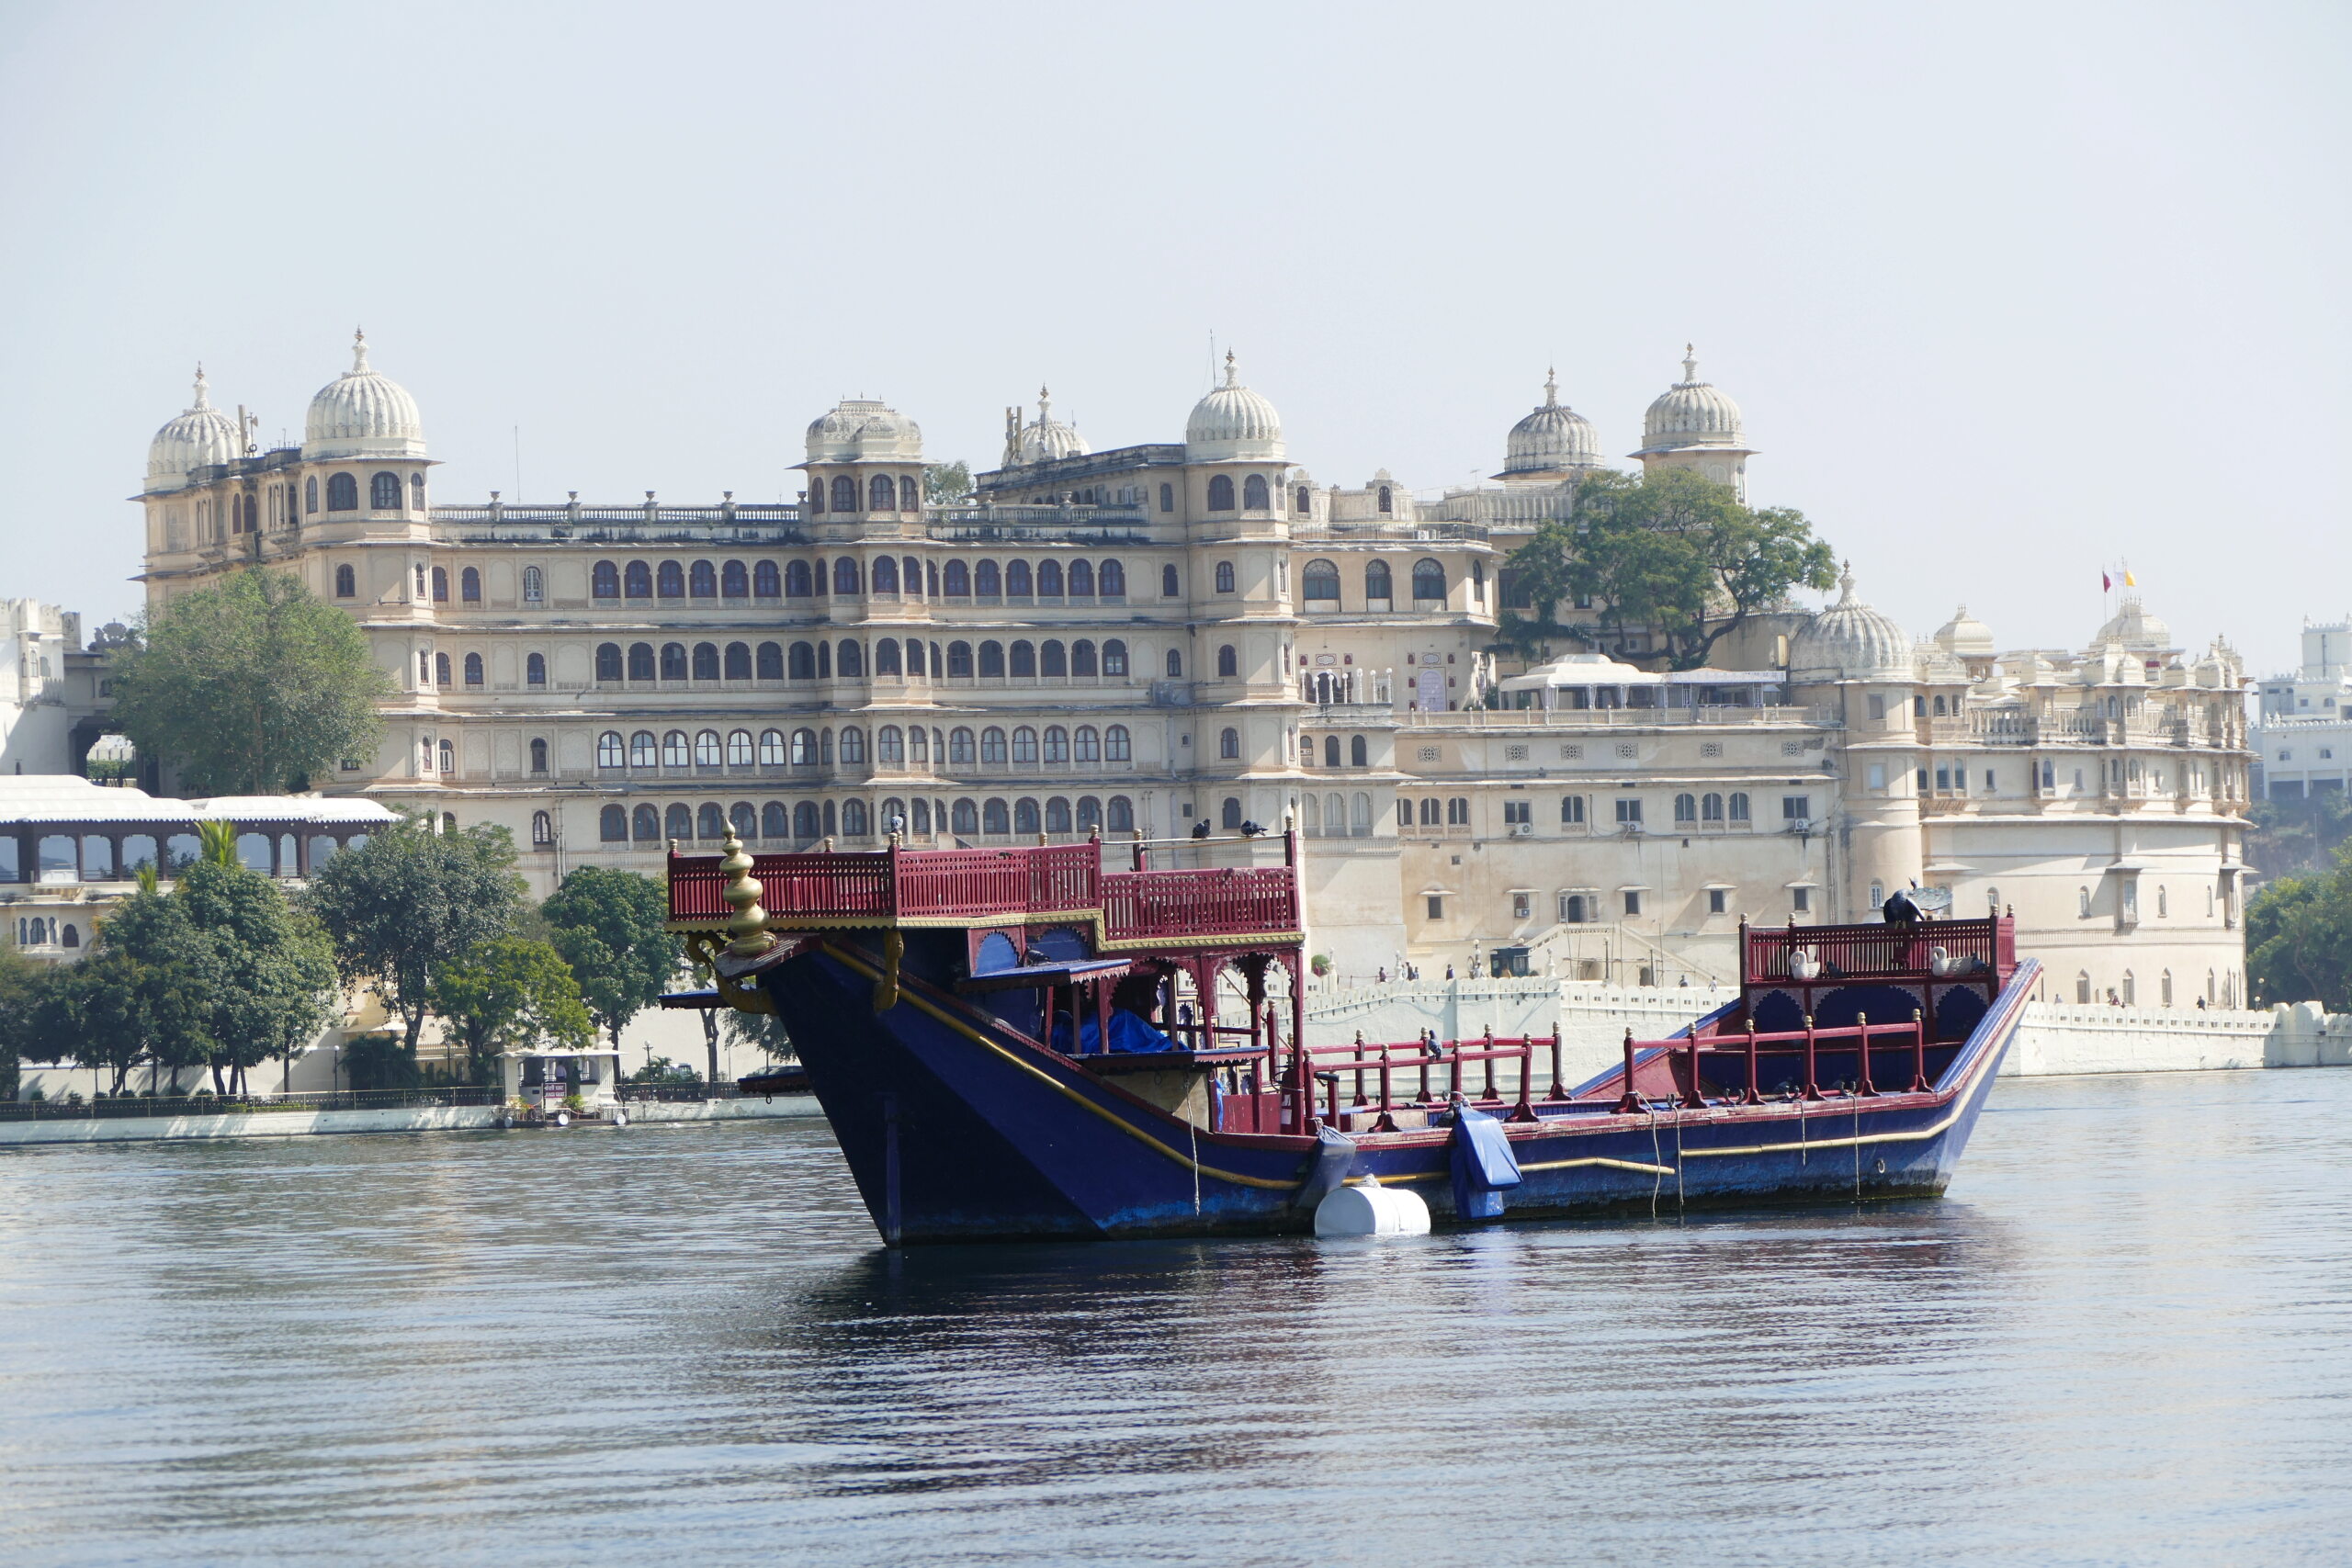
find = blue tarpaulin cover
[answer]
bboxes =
[1449,1101,1523,1219]
[1051,1010,1179,1055]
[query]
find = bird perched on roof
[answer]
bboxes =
[1191,820,1211,840]
[1238,819,1266,837]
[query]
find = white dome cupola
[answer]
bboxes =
[1789,565,1914,682]
[1016,386,1088,465]
[1185,351,1284,462]
[2093,594,2176,658]
[145,366,243,492]
[1933,604,1996,660]
[302,330,425,460]
[804,397,923,463]
[1637,345,1747,452]
[1498,368,1600,480]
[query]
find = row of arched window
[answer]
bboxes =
[587,556,1132,602]
[1304,735,1373,768]
[341,563,551,604]
[1300,558,1447,604]
[1298,793,1377,837]
[15,916,79,948]
[595,793,1136,844]
[590,637,1136,683]
[302,471,424,515]
[592,723,1134,771]
[808,474,922,514]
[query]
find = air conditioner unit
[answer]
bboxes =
[1508,823,1532,838]
[1620,823,1645,838]
[1786,818,1814,835]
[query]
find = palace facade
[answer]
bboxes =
[132,338,2256,1005]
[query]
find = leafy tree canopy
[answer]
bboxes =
[109,567,389,794]
[924,460,973,505]
[1501,468,1838,670]
[542,866,677,1047]
[429,935,594,1082]
[305,819,528,1055]
[2247,853,2352,1010]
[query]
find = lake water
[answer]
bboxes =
[2,1071,2349,1567]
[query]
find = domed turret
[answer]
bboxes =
[1934,604,1996,660]
[302,330,425,460]
[805,397,923,463]
[2093,594,2176,657]
[1185,351,1284,462]
[1015,387,1088,465]
[1498,368,1600,481]
[1789,565,1914,681]
[145,367,242,492]
[1634,345,1753,500]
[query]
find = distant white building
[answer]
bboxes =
[0,599,80,774]
[2253,619,2352,799]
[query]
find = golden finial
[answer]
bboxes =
[719,828,773,956]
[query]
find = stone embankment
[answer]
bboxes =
[0,1095,820,1147]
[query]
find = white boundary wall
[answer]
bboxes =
[0,1094,820,1146]
[1306,979,2336,1078]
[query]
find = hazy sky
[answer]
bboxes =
[2,1,2344,675]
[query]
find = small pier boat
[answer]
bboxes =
[667,829,2035,1245]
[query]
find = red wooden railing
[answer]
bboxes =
[1742,917,2013,987]
[667,842,1300,940]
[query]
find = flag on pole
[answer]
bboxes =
[2102,570,2111,592]
[2123,570,2137,588]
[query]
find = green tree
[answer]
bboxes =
[429,935,595,1083]
[109,567,390,795]
[924,459,973,505]
[1501,468,1838,669]
[542,866,677,1049]
[0,944,41,1097]
[2247,855,2352,1010]
[305,819,528,1059]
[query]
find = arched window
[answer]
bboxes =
[458,567,481,604]
[1099,559,1125,598]
[1351,735,1368,767]
[1377,485,1394,515]
[432,568,449,603]
[594,561,620,599]
[630,731,657,768]
[1012,727,1039,764]
[756,642,783,680]
[838,727,866,764]
[1014,798,1041,836]
[687,560,716,599]
[729,802,756,840]
[1162,564,1181,598]
[627,646,658,687]
[334,564,356,598]
[721,560,749,597]
[1222,797,1243,829]
[795,802,821,840]
[976,560,1001,597]
[1675,793,1698,825]
[625,561,652,598]
[1043,726,1069,763]
[1035,559,1061,598]
[1159,482,1175,513]
[371,472,401,509]
[1323,736,1340,767]
[950,798,978,836]
[978,641,1005,679]
[1066,639,1094,679]
[657,561,684,599]
[529,738,548,773]
[633,805,660,840]
[763,802,789,838]
[2079,886,2093,918]
[834,558,861,595]
[911,728,932,763]
[1010,640,1036,678]
[520,565,543,604]
[1045,796,1072,835]
[1105,725,1131,762]
[947,641,974,678]
[660,643,687,681]
[1219,728,1240,760]
[904,556,922,596]
[326,472,357,511]
[662,804,690,840]
[902,638,923,677]
[724,642,751,680]
[463,652,483,687]
[831,476,857,513]
[1561,795,1585,824]
[597,731,625,767]
[439,739,456,774]
[981,728,1009,764]
[661,731,688,768]
[1295,486,1313,515]
[1107,795,1135,832]
[688,642,717,681]
[1076,796,1102,834]
[1702,793,1724,823]
[791,728,819,766]
[944,560,971,597]
[1069,559,1094,598]
[599,805,627,841]
[840,799,869,837]
[692,803,721,840]
[412,473,425,511]
[878,726,905,764]
[1728,793,1750,822]
[1217,645,1238,678]
[689,730,718,768]
[1215,561,1237,593]
[1365,560,1392,601]
[435,652,452,686]
[872,556,899,595]
[950,728,977,764]
[759,729,786,766]
[983,799,1011,836]
[1303,559,1340,603]
[788,642,816,680]
[1006,560,1033,598]
[1412,558,1446,601]
[1075,726,1101,763]
[1166,649,1183,678]
[866,474,893,512]
[785,560,812,598]
[1243,474,1270,510]
[1208,475,1236,511]
[306,476,320,514]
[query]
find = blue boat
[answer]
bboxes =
[668,830,2032,1245]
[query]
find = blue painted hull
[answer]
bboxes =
[767,940,2037,1245]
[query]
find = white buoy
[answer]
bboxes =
[1314,1175,1430,1238]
